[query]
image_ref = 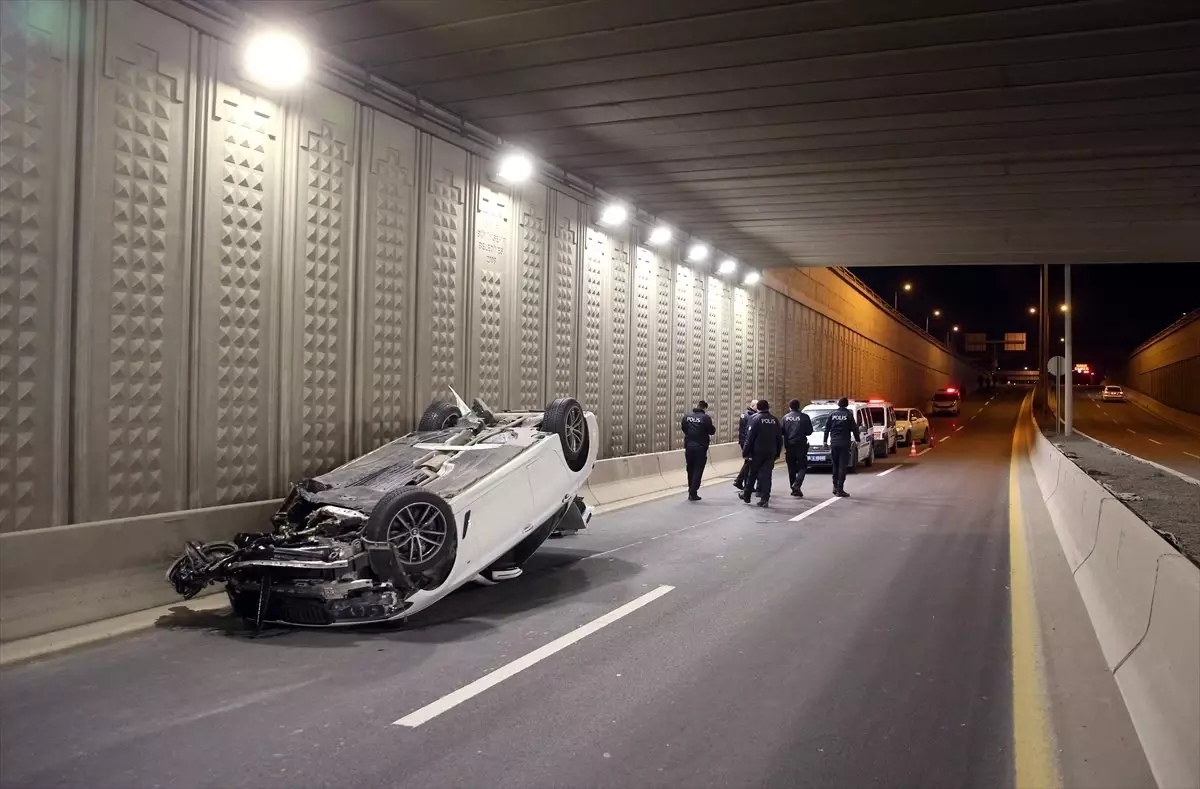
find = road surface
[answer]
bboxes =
[1069,389,1200,480]
[0,392,1152,789]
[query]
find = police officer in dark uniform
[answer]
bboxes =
[781,399,813,497]
[822,397,860,498]
[741,400,783,508]
[733,401,758,493]
[680,400,716,501]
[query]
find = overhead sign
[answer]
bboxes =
[1004,332,1027,352]
[965,332,987,352]
[1048,355,1066,377]
[1074,363,1091,374]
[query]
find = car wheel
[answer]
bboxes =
[543,397,590,472]
[888,438,897,455]
[417,400,461,431]
[364,488,457,579]
[904,431,912,446]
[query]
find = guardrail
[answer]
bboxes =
[1025,402,1199,789]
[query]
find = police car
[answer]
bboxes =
[801,400,876,472]
[865,399,898,457]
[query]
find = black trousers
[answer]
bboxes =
[785,444,808,491]
[830,444,852,492]
[746,454,776,500]
[684,446,708,494]
[735,456,755,491]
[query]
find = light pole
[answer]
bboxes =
[946,324,959,347]
[894,282,912,310]
[1062,290,1072,436]
[926,308,941,333]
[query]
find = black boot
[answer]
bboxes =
[688,492,701,501]
[757,499,769,508]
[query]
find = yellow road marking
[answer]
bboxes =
[1009,397,1062,789]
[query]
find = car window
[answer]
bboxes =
[912,409,923,419]
[868,407,885,425]
[807,412,832,431]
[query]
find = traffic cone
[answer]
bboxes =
[909,440,918,457]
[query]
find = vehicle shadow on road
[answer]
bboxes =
[150,550,642,648]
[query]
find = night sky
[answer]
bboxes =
[850,263,1200,378]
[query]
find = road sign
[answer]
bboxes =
[1074,363,1090,374]
[1004,332,1026,352]
[965,332,987,352]
[1048,355,1066,377]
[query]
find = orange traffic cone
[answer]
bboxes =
[909,440,918,457]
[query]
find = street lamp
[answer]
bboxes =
[926,308,942,333]
[1059,303,1069,313]
[894,282,913,310]
[1028,306,1037,315]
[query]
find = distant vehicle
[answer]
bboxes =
[865,399,898,457]
[1101,385,1126,403]
[895,408,931,445]
[929,388,961,416]
[803,400,875,472]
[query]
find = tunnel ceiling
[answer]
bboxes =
[243,0,1200,267]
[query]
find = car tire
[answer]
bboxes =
[888,438,897,455]
[364,488,457,578]
[417,400,461,431]
[543,397,590,472]
[904,431,912,446]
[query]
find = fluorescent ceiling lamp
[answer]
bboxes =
[243,30,310,90]
[648,225,672,246]
[718,258,737,275]
[599,203,627,227]
[496,151,534,184]
[686,242,709,262]
[742,271,761,286]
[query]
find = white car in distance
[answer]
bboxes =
[895,407,931,445]
[1101,385,1126,403]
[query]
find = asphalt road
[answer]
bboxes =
[0,391,1149,789]
[1069,388,1200,479]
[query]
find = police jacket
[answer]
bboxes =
[744,410,783,458]
[781,409,813,447]
[737,409,756,448]
[680,409,716,449]
[822,407,860,446]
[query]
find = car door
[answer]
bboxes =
[857,409,871,462]
[912,408,926,439]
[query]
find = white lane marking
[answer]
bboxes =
[940,436,952,443]
[1185,452,1200,460]
[1147,438,1163,445]
[877,466,900,477]
[1127,429,1137,434]
[954,425,964,431]
[584,512,736,560]
[393,585,675,727]
[789,496,840,522]
[915,447,934,456]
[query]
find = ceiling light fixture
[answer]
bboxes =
[686,242,709,263]
[599,203,627,227]
[718,258,737,275]
[648,225,672,246]
[742,270,761,286]
[243,29,310,90]
[496,151,534,184]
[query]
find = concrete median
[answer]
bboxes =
[1027,402,1200,789]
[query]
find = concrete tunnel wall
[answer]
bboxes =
[1125,311,1200,416]
[0,0,978,541]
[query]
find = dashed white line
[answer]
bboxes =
[876,466,900,477]
[1127,429,1137,434]
[1147,438,1163,446]
[393,585,676,727]
[789,496,841,522]
[915,447,934,456]
[954,425,964,431]
[1185,452,1200,461]
[940,436,952,443]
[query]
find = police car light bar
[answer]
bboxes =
[945,387,958,394]
[868,399,885,403]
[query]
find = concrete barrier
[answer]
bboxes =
[0,499,281,643]
[1027,403,1200,789]
[1124,388,1200,437]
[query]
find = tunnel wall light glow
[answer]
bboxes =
[496,151,534,184]
[599,203,627,227]
[718,258,737,275]
[243,30,310,90]
[686,242,709,263]
[742,271,761,286]
[648,226,672,246]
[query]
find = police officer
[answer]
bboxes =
[680,400,716,501]
[781,399,813,497]
[822,397,860,498]
[733,401,759,493]
[741,400,783,508]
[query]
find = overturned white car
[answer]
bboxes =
[167,393,598,628]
